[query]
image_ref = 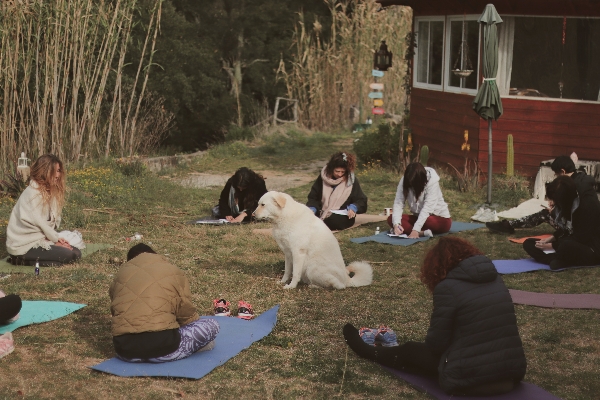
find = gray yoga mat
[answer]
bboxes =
[509,289,600,310]
[0,243,113,274]
[493,259,600,275]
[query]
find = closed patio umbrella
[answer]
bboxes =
[472,4,503,204]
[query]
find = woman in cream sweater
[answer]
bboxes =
[6,154,81,266]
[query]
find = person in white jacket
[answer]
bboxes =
[388,163,452,238]
[6,154,81,266]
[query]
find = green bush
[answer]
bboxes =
[116,160,147,177]
[208,141,249,159]
[353,123,401,169]
[491,173,531,207]
[225,125,256,142]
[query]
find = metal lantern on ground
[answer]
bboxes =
[17,152,31,181]
[374,41,393,71]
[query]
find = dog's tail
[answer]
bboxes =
[346,261,373,287]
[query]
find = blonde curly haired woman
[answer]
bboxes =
[6,154,81,266]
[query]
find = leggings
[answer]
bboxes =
[118,319,220,363]
[523,237,600,269]
[343,324,516,396]
[387,214,452,234]
[510,208,570,236]
[323,213,356,231]
[11,245,82,266]
[0,294,22,322]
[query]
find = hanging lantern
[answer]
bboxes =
[373,41,393,71]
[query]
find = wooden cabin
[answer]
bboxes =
[378,0,600,177]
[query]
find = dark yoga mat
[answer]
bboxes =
[509,289,600,310]
[91,305,279,379]
[350,222,485,246]
[383,367,562,400]
[0,243,113,274]
[493,259,600,275]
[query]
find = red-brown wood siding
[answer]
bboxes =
[411,89,600,178]
[378,0,600,17]
[477,98,600,177]
[410,88,480,170]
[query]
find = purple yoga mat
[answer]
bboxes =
[383,367,562,400]
[492,259,600,275]
[509,289,600,310]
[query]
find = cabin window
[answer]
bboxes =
[500,16,600,102]
[414,18,444,89]
[445,17,480,93]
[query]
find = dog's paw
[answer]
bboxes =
[279,276,290,284]
[283,283,296,289]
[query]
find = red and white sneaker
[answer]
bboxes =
[213,298,231,316]
[0,332,15,359]
[237,301,254,320]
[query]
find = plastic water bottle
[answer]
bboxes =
[35,260,40,276]
[375,226,380,236]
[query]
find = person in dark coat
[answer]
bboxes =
[0,290,21,323]
[306,152,367,230]
[343,237,527,396]
[214,167,268,223]
[487,155,596,234]
[523,175,600,270]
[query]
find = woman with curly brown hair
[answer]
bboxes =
[6,154,81,266]
[306,152,367,230]
[343,237,526,396]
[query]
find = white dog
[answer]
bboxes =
[254,191,372,289]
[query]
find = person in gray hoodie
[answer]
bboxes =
[388,162,451,238]
[343,237,527,396]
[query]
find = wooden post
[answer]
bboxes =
[273,97,281,126]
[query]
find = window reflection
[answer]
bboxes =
[448,20,479,90]
[416,20,444,86]
[508,17,600,101]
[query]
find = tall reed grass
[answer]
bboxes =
[0,0,168,174]
[278,0,412,131]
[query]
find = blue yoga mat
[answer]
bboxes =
[493,259,600,275]
[0,301,86,334]
[90,305,279,379]
[384,367,561,400]
[350,222,485,245]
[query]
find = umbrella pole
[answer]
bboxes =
[487,118,492,204]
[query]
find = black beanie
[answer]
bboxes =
[127,243,156,261]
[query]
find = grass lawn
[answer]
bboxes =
[0,131,598,399]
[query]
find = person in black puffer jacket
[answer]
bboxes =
[523,175,600,270]
[343,237,527,396]
[213,167,268,223]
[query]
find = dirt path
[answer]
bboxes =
[178,159,328,191]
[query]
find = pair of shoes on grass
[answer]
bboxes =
[0,332,15,359]
[213,298,254,320]
[486,220,515,234]
[359,325,399,347]
[388,229,433,237]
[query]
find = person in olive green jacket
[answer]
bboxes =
[109,243,219,362]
